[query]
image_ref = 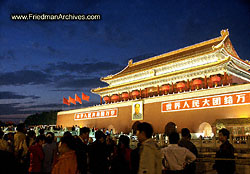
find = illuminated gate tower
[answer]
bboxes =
[57,29,250,135]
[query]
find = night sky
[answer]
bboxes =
[0,0,250,122]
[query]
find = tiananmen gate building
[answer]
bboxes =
[57,29,250,137]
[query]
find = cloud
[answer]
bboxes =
[0,50,15,60]
[0,102,61,116]
[0,103,29,115]
[32,42,40,49]
[21,103,62,110]
[45,61,124,74]
[55,77,106,89]
[22,101,98,110]
[0,70,51,86]
[47,46,57,54]
[0,91,40,99]
[50,88,81,92]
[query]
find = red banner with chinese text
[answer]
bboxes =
[162,91,250,112]
[74,108,118,120]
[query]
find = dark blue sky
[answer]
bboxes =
[0,0,250,122]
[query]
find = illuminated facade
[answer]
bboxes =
[57,29,250,136]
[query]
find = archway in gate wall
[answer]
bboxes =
[132,121,141,135]
[165,122,177,136]
[198,122,213,137]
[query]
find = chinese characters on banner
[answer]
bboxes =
[162,91,250,112]
[74,108,118,120]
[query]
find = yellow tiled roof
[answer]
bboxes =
[102,30,229,81]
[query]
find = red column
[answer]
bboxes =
[204,76,207,88]
[100,96,102,105]
[171,82,174,93]
[187,80,190,90]
[140,89,142,98]
[224,72,228,85]
[146,88,148,98]
[157,85,159,95]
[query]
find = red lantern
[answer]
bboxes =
[161,85,170,94]
[211,75,221,87]
[161,85,170,91]
[121,92,129,100]
[103,96,110,103]
[177,82,185,92]
[111,94,119,102]
[131,90,139,98]
[193,79,202,89]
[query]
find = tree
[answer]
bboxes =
[24,110,60,126]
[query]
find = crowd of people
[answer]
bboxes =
[0,122,236,174]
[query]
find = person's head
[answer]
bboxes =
[45,133,54,144]
[35,135,46,145]
[7,133,14,140]
[95,130,106,143]
[134,104,140,114]
[118,135,130,149]
[181,128,190,138]
[80,127,90,141]
[136,122,153,143]
[27,130,36,138]
[169,132,180,144]
[58,136,76,154]
[39,129,44,135]
[63,131,72,137]
[46,132,55,141]
[17,123,26,133]
[219,128,230,143]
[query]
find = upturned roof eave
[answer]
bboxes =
[102,34,224,81]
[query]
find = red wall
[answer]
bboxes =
[57,100,250,133]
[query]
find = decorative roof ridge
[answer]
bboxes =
[212,29,229,50]
[101,64,130,82]
[130,29,228,67]
[102,29,229,82]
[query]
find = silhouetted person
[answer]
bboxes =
[213,128,235,174]
[28,135,46,173]
[88,130,109,174]
[63,131,72,138]
[75,127,90,174]
[42,133,57,174]
[0,128,9,151]
[178,128,198,173]
[110,135,132,174]
[0,149,19,174]
[131,142,141,174]
[39,129,45,136]
[14,123,28,173]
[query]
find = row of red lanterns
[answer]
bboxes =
[103,75,222,103]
